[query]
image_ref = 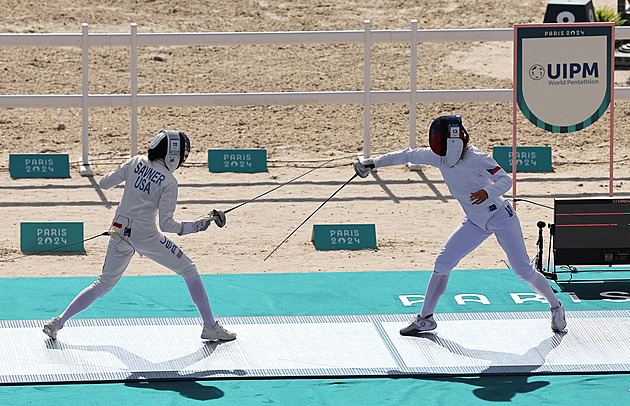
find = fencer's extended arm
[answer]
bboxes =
[372,147,440,168]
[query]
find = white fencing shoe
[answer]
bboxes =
[43,317,63,340]
[400,314,437,336]
[201,323,237,341]
[551,303,567,332]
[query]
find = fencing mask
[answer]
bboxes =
[148,130,191,172]
[428,115,469,167]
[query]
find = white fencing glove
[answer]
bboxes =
[210,209,226,228]
[195,215,213,232]
[179,215,212,235]
[353,158,375,178]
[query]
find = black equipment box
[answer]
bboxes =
[554,197,630,266]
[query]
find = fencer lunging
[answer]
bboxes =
[43,130,236,342]
[354,115,566,335]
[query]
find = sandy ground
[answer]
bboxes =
[1,0,630,278]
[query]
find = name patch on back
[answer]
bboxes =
[133,162,166,194]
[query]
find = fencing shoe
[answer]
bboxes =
[201,322,237,341]
[43,317,63,340]
[551,303,567,332]
[400,314,437,336]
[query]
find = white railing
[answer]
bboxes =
[1,22,630,175]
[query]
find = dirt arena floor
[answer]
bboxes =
[1,0,630,278]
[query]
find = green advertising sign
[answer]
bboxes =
[208,149,267,173]
[312,224,377,251]
[9,154,70,178]
[20,222,84,252]
[492,146,552,172]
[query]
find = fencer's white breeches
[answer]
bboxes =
[93,216,199,294]
[433,203,538,283]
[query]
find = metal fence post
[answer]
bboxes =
[363,20,371,159]
[131,23,138,157]
[409,19,418,149]
[78,23,93,176]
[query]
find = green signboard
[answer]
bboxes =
[493,146,552,172]
[20,222,84,252]
[208,149,267,173]
[312,224,377,251]
[9,154,70,178]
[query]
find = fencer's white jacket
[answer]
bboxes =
[372,145,512,230]
[99,155,183,234]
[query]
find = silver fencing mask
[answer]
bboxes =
[148,130,191,172]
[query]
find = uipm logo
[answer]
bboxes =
[529,62,599,82]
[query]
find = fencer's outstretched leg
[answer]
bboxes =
[43,284,103,339]
[523,269,566,331]
[401,217,489,337]
[59,284,104,324]
[419,273,450,319]
[524,270,560,307]
[494,212,566,332]
[400,273,449,335]
[186,275,216,326]
[525,272,566,331]
[186,275,236,341]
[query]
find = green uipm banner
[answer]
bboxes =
[9,154,70,178]
[312,224,377,250]
[20,222,84,252]
[208,149,267,173]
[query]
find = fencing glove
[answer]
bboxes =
[194,215,213,232]
[210,209,226,228]
[353,158,375,178]
[180,213,220,235]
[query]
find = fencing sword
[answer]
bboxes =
[206,156,350,216]
[264,173,359,261]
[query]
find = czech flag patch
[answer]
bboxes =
[487,166,501,175]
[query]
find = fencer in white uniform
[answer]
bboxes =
[43,130,236,341]
[354,115,566,335]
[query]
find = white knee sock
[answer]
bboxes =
[186,276,216,327]
[420,273,450,318]
[527,272,560,308]
[59,284,103,325]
